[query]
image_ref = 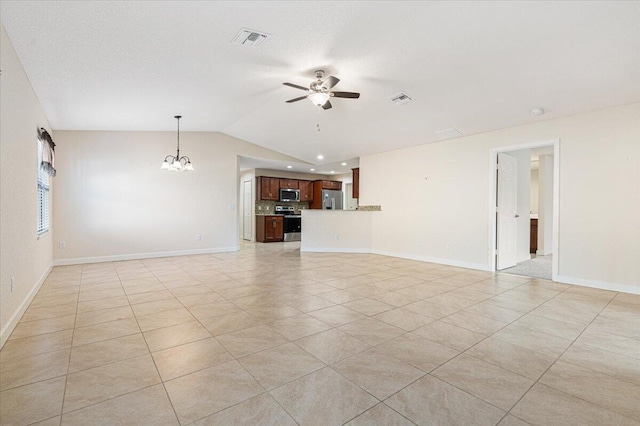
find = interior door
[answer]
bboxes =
[497,153,518,269]
[243,180,252,240]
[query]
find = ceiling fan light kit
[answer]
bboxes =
[161,115,194,172]
[283,69,360,110]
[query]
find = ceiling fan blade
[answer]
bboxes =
[322,100,333,110]
[331,91,360,99]
[321,76,340,90]
[283,82,309,91]
[286,95,309,103]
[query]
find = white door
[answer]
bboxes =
[497,153,518,269]
[242,180,252,241]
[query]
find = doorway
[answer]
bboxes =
[242,180,252,241]
[489,139,559,280]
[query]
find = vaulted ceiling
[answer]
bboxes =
[2,1,639,165]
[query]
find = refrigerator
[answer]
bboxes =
[321,189,343,210]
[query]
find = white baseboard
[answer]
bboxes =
[536,249,553,256]
[0,264,52,349]
[555,275,640,295]
[372,249,493,272]
[53,247,240,266]
[300,247,372,254]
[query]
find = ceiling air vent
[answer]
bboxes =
[434,128,463,141]
[387,92,414,105]
[231,28,270,47]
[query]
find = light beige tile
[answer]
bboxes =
[433,354,534,410]
[152,337,233,381]
[295,328,371,364]
[464,302,524,323]
[588,316,640,341]
[31,415,63,425]
[345,403,415,426]
[270,367,378,426]
[69,333,149,373]
[61,384,178,426]
[74,305,134,328]
[540,361,640,421]
[317,289,364,304]
[216,324,289,357]
[307,305,367,326]
[513,313,586,341]
[199,310,263,336]
[238,342,325,389]
[577,327,640,359]
[267,314,332,340]
[244,303,302,321]
[0,330,74,362]
[498,415,532,426]
[385,375,505,426]
[136,307,196,332]
[131,297,183,316]
[78,287,125,302]
[76,296,129,313]
[376,333,459,372]
[143,320,212,352]
[284,294,336,312]
[0,376,66,426]
[404,299,460,319]
[441,310,508,335]
[0,348,70,391]
[63,354,161,412]
[343,298,394,316]
[492,324,572,357]
[10,314,76,340]
[512,383,639,426]
[72,317,140,346]
[465,337,557,380]
[333,350,425,399]
[21,303,78,322]
[561,343,640,386]
[188,300,242,321]
[164,360,263,424]
[413,321,486,351]
[127,289,174,305]
[370,291,418,307]
[338,317,406,346]
[374,308,436,331]
[193,393,297,426]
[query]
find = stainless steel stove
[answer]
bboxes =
[275,205,301,242]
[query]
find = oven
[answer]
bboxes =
[275,205,302,242]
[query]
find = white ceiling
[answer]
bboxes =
[239,156,358,175]
[2,1,639,165]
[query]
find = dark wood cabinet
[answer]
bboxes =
[279,179,299,189]
[530,218,538,253]
[256,215,284,242]
[310,180,343,209]
[352,168,360,199]
[257,177,280,201]
[315,180,342,190]
[299,180,313,202]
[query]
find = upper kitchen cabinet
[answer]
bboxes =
[257,177,280,201]
[316,180,342,190]
[352,168,360,199]
[279,179,299,189]
[299,180,313,202]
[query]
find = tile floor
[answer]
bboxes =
[1,242,639,425]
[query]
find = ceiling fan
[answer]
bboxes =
[283,70,360,110]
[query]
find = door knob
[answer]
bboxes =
[515,214,520,218]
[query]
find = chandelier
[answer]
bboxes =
[161,115,194,171]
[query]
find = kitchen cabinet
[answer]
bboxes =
[530,218,538,253]
[256,215,284,242]
[315,180,342,190]
[352,168,359,199]
[279,179,299,189]
[299,180,313,202]
[257,177,280,201]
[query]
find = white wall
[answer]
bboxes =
[537,154,554,255]
[506,149,532,263]
[0,23,54,347]
[52,131,299,264]
[360,103,640,293]
[530,168,539,214]
[301,211,374,253]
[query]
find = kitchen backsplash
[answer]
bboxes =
[255,200,310,215]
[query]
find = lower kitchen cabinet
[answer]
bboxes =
[256,215,284,242]
[530,218,538,253]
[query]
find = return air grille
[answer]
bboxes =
[387,92,414,105]
[231,28,270,47]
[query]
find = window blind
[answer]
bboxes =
[37,139,50,234]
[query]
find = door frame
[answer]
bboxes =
[488,138,560,280]
[242,179,252,241]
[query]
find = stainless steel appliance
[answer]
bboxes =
[279,188,300,202]
[275,205,301,241]
[321,189,343,210]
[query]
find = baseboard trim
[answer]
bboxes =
[372,249,492,272]
[555,275,639,295]
[0,264,53,349]
[300,247,372,254]
[53,247,241,266]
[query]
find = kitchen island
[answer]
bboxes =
[301,209,379,253]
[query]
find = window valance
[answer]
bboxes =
[38,128,56,177]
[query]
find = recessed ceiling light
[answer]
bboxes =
[286,165,292,169]
[310,168,315,172]
[317,155,324,160]
[330,171,335,174]
[341,162,347,166]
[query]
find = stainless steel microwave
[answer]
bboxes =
[279,188,300,202]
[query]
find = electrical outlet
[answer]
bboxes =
[258,206,262,211]
[195,234,202,241]
[11,276,15,292]
[446,242,452,249]
[227,204,235,210]
[59,241,66,249]
[334,234,340,241]
[417,240,422,247]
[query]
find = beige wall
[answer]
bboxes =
[530,168,539,214]
[52,131,298,263]
[360,103,640,293]
[0,24,54,346]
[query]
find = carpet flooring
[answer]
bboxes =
[502,255,552,280]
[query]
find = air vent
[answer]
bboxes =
[231,28,270,47]
[434,128,463,141]
[387,92,414,105]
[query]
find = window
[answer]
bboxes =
[37,139,50,235]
